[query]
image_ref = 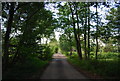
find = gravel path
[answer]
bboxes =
[40,53,89,79]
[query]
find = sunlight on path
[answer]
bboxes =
[52,53,67,59]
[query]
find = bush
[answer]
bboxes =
[3,56,48,79]
[98,52,118,59]
[64,52,78,58]
[55,47,58,53]
[38,45,54,61]
[70,52,78,58]
[44,46,53,60]
[90,52,95,59]
[103,44,116,52]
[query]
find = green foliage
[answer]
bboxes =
[89,52,119,59]
[2,2,57,64]
[3,57,48,79]
[90,52,95,59]
[2,2,57,79]
[49,38,59,53]
[44,46,54,60]
[37,45,54,61]
[2,2,120,79]
[68,57,120,78]
[55,47,58,53]
[98,52,119,59]
[67,52,78,58]
[59,34,75,54]
[103,44,116,52]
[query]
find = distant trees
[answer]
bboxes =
[57,2,119,60]
[58,2,93,59]
[57,2,83,59]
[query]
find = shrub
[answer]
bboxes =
[3,56,48,79]
[98,52,118,59]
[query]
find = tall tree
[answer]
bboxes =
[3,2,15,68]
[106,5,120,53]
[84,3,87,59]
[2,2,56,67]
[69,2,82,59]
[95,2,99,59]
[87,2,91,59]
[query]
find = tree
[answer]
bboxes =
[106,5,120,53]
[95,2,99,59]
[69,2,82,59]
[2,2,57,69]
[57,2,75,57]
[3,2,15,69]
[87,3,91,59]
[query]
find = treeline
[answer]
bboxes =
[57,2,120,78]
[2,2,57,73]
[58,2,120,60]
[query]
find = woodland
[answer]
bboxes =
[1,2,120,79]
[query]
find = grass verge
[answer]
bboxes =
[67,57,120,79]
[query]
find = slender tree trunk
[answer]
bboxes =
[46,37,48,45]
[68,34,72,58]
[3,3,15,68]
[95,2,98,59]
[87,3,90,59]
[69,2,82,59]
[96,37,98,59]
[74,3,83,59]
[84,6,87,59]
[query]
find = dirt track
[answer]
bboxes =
[40,53,89,79]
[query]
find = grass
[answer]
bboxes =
[68,57,120,79]
[3,57,49,79]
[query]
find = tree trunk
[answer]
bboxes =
[74,3,83,59]
[69,2,82,59]
[96,37,98,59]
[84,6,87,59]
[3,3,15,68]
[87,3,90,59]
[95,2,98,59]
[68,33,72,58]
